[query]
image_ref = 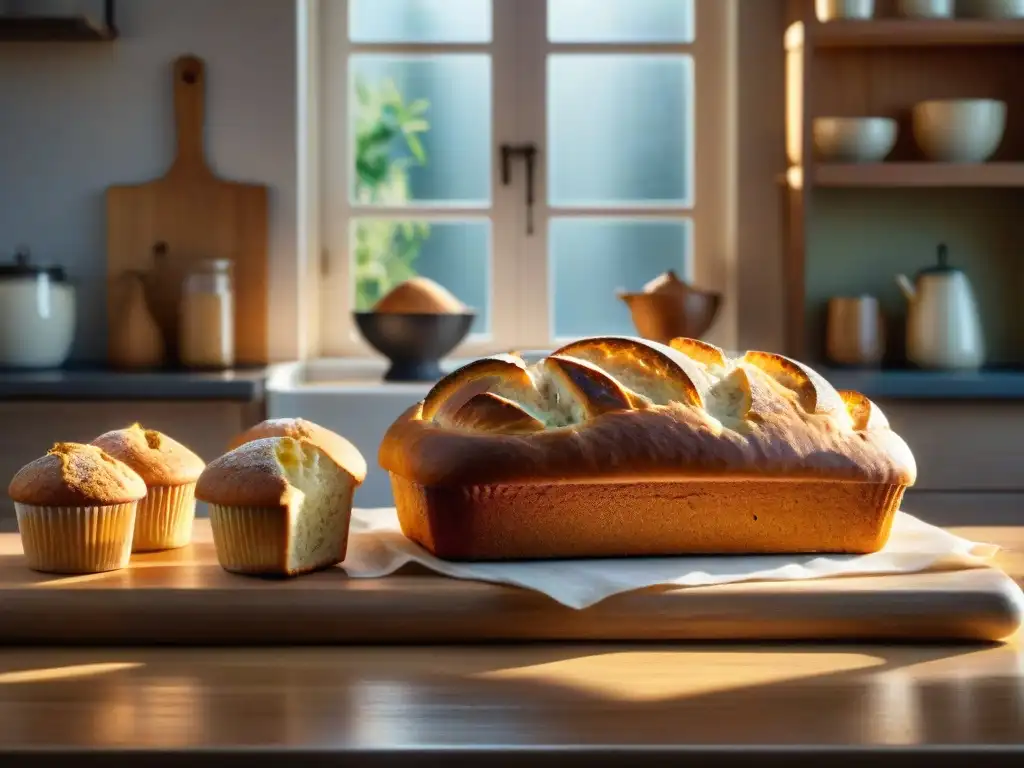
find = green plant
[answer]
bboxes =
[353,76,432,309]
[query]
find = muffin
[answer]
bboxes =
[8,442,147,574]
[91,424,205,552]
[197,427,366,577]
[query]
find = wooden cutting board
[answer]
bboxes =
[0,521,1020,645]
[106,55,269,366]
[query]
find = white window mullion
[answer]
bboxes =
[692,0,736,351]
[512,0,552,352]
[319,0,352,357]
[490,0,528,354]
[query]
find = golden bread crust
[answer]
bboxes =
[421,353,533,421]
[228,418,367,484]
[196,437,293,508]
[669,337,727,368]
[553,336,709,408]
[379,336,916,488]
[437,392,546,434]
[8,442,148,506]
[91,424,205,486]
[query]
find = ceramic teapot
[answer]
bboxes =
[895,244,985,370]
[617,270,721,344]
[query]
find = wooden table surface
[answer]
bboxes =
[0,526,1022,767]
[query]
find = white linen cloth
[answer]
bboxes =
[341,508,1001,610]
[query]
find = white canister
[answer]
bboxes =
[0,250,76,369]
[179,259,235,369]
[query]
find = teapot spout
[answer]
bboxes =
[895,274,916,303]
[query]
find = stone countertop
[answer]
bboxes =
[3,362,1022,403]
[820,367,1024,400]
[0,366,268,402]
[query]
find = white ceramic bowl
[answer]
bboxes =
[897,0,954,17]
[813,117,898,163]
[815,0,875,20]
[912,99,1007,163]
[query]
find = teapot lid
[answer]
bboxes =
[918,243,959,276]
[0,248,67,282]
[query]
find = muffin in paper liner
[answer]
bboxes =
[132,482,197,552]
[15,501,138,574]
[199,427,365,577]
[208,504,292,575]
[90,424,205,552]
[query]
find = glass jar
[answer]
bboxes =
[179,259,234,369]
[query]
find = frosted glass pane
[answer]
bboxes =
[549,0,694,43]
[351,55,491,206]
[550,218,691,339]
[352,219,490,334]
[548,55,693,207]
[350,0,491,43]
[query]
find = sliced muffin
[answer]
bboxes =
[198,427,366,577]
[227,418,368,483]
[8,442,147,574]
[92,424,206,552]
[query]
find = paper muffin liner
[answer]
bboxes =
[208,504,288,575]
[15,502,138,574]
[132,482,196,552]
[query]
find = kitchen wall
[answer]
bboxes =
[0,0,301,363]
[806,190,1024,366]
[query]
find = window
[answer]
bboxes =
[319,0,733,356]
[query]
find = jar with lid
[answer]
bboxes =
[179,259,234,369]
[0,248,76,369]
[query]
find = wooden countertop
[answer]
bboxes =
[1,526,1022,767]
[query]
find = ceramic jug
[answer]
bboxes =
[895,244,985,370]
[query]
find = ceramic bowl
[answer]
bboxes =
[912,99,1007,163]
[618,291,722,345]
[354,311,475,382]
[813,117,898,163]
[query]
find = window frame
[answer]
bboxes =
[316,0,737,358]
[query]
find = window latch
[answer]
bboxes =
[500,143,538,236]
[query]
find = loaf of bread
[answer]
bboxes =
[379,336,916,560]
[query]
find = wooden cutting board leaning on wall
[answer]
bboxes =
[106,54,269,366]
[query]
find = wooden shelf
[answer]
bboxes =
[813,162,1024,188]
[0,15,116,42]
[812,19,1024,48]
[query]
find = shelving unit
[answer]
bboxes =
[814,162,1024,188]
[813,18,1024,47]
[783,0,1024,365]
[0,0,117,42]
